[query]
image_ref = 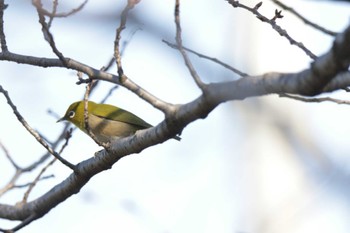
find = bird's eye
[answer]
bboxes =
[68,111,75,118]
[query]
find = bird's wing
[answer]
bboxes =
[92,103,152,129]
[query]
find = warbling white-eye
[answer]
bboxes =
[57,101,181,142]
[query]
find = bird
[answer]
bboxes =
[57,100,181,143]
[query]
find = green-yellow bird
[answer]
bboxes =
[57,101,181,143]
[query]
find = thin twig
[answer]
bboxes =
[227,0,317,60]
[174,0,206,90]
[22,128,72,203]
[111,2,172,113]
[0,170,21,197]
[47,0,58,28]
[280,93,350,105]
[22,158,57,203]
[0,0,8,52]
[10,213,37,232]
[99,57,120,103]
[114,3,135,78]
[23,124,72,172]
[100,86,119,104]
[47,109,61,120]
[0,141,19,169]
[13,175,54,189]
[32,0,67,66]
[162,40,249,77]
[83,81,110,148]
[101,57,116,72]
[271,0,337,36]
[0,124,71,197]
[35,0,88,18]
[0,85,76,170]
[120,27,142,57]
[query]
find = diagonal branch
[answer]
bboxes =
[21,128,72,205]
[32,0,67,66]
[226,0,317,60]
[162,39,249,77]
[0,124,71,198]
[271,0,337,36]
[0,141,19,169]
[174,0,206,90]
[0,85,76,171]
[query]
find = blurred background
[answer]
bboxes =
[0,0,350,232]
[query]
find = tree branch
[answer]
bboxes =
[35,0,88,19]
[174,0,206,90]
[32,0,67,66]
[226,0,317,59]
[162,39,249,77]
[270,0,338,36]
[0,85,76,171]
[280,93,350,105]
[0,0,8,52]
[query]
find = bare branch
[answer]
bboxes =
[174,0,206,90]
[37,0,88,18]
[22,158,57,203]
[0,0,8,52]
[83,81,110,148]
[162,40,249,77]
[114,3,133,77]
[13,175,54,189]
[0,141,19,169]
[0,52,172,116]
[0,170,21,198]
[0,85,76,170]
[100,86,119,104]
[9,213,37,232]
[280,93,350,105]
[22,128,72,203]
[0,123,71,197]
[47,0,58,28]
[226,0,317,60]
[271,0,337,36]
[101,56,115,73]
[120,27,142,57]
[32,0,67,66]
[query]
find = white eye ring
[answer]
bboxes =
[68,111,75,118]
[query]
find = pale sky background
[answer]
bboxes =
[0,0,350,233]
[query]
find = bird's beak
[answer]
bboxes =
[56,117,65,123]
